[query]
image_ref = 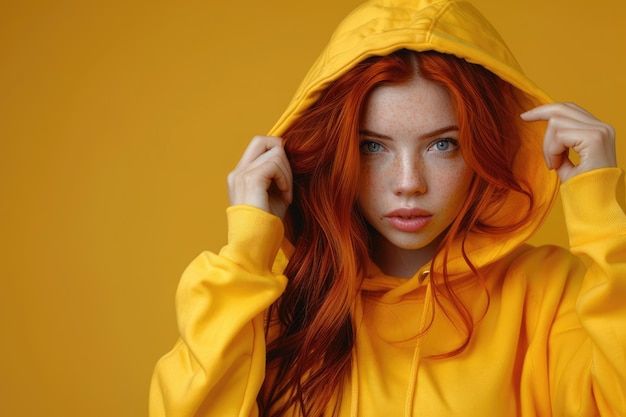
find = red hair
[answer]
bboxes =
[259,50,533,416]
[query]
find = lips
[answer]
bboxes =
[385,208,432,232]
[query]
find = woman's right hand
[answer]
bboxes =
[227,135,293,219]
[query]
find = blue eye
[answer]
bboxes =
[360,141,383,153]
[432,138,459,152]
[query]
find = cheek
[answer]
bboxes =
[357,166,383,208]
[446,167,474,208]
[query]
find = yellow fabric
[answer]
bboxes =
[150,168,626,416]
[150,0,626,415]
[270,0,560,274]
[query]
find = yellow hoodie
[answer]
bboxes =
[150,0,626,416]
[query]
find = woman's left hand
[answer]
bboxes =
[521,102,617,182]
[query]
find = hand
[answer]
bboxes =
[521,102,617,182]
[227,135,293,219]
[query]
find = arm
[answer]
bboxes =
[561,168,626,416]
[150,136,294,416]
[149,206,288,417]
[522,104,626,415]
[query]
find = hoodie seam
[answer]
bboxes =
[365,275,484,304]
[425,0,455,44]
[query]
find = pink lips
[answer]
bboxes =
[386,208,432,232]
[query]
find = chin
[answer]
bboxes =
[380,233,441,252]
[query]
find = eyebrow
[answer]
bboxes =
[359,125,459,140]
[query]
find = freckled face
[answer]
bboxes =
[358,75,474,268]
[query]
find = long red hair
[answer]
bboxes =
[259,50,533,416]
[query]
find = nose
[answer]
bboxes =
[393,153,426,196]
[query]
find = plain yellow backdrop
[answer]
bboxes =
[0,0,624,415]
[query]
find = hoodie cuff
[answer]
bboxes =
[560,168,626,248]
[219,205,285,274]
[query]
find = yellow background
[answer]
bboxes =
[1,0,624,415]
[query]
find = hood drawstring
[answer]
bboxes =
[350,349,359,417]
[349,291,363,417]
[349,269,432,417]
[404,270,432,417]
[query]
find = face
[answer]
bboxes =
[357,74,473,276]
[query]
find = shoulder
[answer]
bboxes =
[497,244,585,319]
[505,244,585,288]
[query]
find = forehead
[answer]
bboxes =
[363,75,456,131]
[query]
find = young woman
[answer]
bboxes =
[150,1,625,416]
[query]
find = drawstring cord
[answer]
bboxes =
[350,269,432,417]
[350,351,359,417]
[404,270,432,417]
[350,293,363,417]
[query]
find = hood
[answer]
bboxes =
[271,0,559,278]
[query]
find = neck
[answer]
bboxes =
[371,234,441,279]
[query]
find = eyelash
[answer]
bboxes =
[359,140,384,153]
[429,138,460,153]
[359,138,460,154]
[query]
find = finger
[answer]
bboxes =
[540,114,581,169]
[264,147,293,198]
[523,102,616,173]
[542,126,616,185]
[247,145,293,192]
[543,124,577,170]
[232,137,292,197]
[236,135,284,168]
[229,147,291,196]
[520,102,598,124]
[228,145,293,211]
[228,164,283,209]
[561,102,593,116]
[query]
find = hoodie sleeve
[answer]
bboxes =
[555,167,626,416]
[149,205,288,417]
